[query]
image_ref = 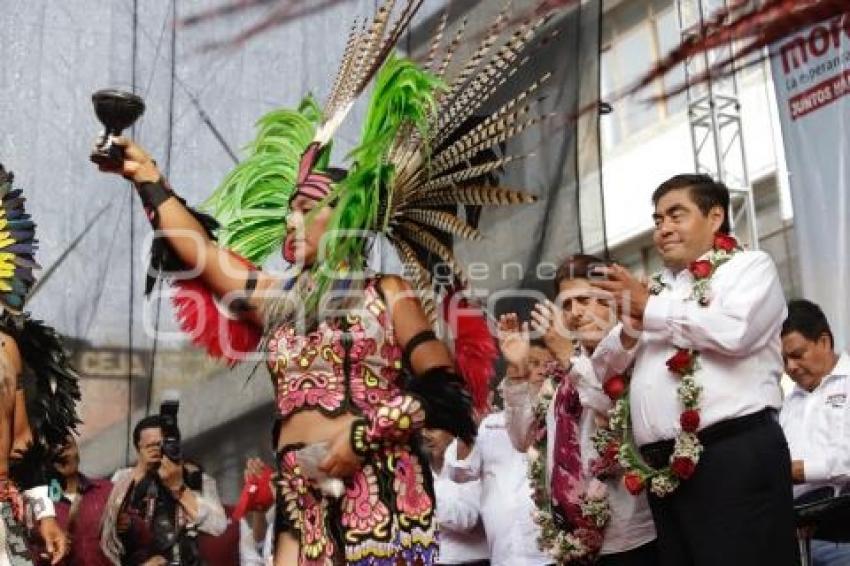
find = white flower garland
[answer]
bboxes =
[593,234,740,497]
[527,366,610,563]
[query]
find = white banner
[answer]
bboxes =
[770,14,850,351]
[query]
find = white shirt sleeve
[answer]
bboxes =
[591,324,639,390]
[591,323,638,379]
[502,378,536,453]
[435,477,481,533]
[445,432,484,483]
[570,355,613,415]
[239,518,266,566]
[192,473,228,536]
[642,252,786,357]
[793,373,850,484]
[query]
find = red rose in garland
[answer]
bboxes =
[666,349,694,376]
[623,472,645,495]
[689,259,712,279]
[713,233,737,252]
[603,374,627,400]
[671,457,697,480]
[603,233,741,498]
[680,409,700,433]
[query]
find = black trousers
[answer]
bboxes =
[643,414,799,566]
[596,540,659,566]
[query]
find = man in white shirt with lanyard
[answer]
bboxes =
[590,174,797,565]
[780,299,850,565]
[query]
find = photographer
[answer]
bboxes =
[101,415,226,565]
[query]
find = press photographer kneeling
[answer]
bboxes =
[101,398,227,566]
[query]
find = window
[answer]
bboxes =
[600,0,688,150]
[655,7,687,115]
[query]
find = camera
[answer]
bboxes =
[126,392,202,566]
[160,396,182,462]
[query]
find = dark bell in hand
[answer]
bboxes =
[90,89,145,167]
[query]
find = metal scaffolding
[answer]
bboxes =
[676,0,759,249]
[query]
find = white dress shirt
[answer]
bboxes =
[601,250,787,446]
[780,352,850,498]
[502,330,656,556]
[432,463,489,564]
[239,508,274,566]
[444,412,552,566]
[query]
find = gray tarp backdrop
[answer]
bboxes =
[0,0,601,500]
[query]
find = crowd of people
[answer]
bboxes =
[1,138,848,566]
[52,174,834,566]
[228,174,849,566]
[0,2,846,565]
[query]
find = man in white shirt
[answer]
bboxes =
[499,255,657,565]
[591,174,797,565]
[780,299,850,565]
[445,408,553,566]
[422,428,490,566]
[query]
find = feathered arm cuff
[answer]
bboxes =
[138,179,221,296]
[135,180,262,365]
[350,366,476,459]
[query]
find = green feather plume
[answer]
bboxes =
[311,55,443,302]
[203,96,322,265]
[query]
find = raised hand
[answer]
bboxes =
[530,300,573,369]
[92,136,161,185]
[589,264,650,321]
[498,313,530,376]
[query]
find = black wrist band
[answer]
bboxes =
[403,329,438,370]
[137,179,173,211]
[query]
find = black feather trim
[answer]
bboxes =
[1,313,82,448]
[146,199,219,295]
[406,367,476,444]
[9,441,47,490]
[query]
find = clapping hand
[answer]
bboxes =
[589,265,648,344]
[530,300,573,369]
[498,313,530,377]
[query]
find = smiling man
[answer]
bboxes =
[590,174,797,565]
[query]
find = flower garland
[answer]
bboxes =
[527,364,610,563]
[593,233,740,498]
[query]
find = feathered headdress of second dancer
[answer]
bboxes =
[178,0,554,412]
[0,164,81,495]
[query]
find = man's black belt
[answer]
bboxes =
[639,408,776,470]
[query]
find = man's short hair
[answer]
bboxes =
[782,299,834,349]
[133,415,162,449]
[652,174,731,234]
[553,254,608,296]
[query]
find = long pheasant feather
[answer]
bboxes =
[405,209,482,241]
[407,185,537,208]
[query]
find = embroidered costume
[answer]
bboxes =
[135,2,554,563]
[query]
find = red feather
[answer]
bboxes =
[171,254,262,366]
[443,294,498,413]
